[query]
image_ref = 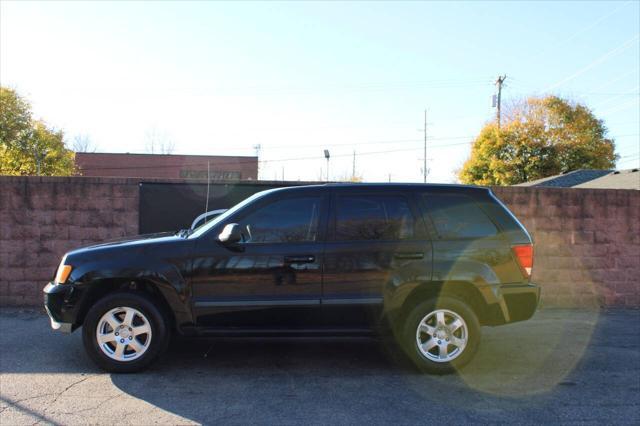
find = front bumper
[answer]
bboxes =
[43,282,79,333]
[45,307,73,333]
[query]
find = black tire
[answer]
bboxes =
[82,292,170,373]
[401,296,480,375]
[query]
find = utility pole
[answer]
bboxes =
[253,144,262,179]
[352,150,356,181]
[495,75,507,128]
[324,150,330,182]
[33,148,48,176]
[423,109,427,183]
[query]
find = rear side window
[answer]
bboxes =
[335,195,415,241]
[422,194,497,239]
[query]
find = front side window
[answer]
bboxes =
[189,189,276,238]
[423,193,497,239]
[239,196,321,243]
[335,194,415,241]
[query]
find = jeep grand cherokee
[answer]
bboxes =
[44,184,539,374]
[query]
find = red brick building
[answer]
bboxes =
[75,153,258,180]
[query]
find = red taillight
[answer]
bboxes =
[512,244,533,278]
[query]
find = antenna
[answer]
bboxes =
[418,109,429,182]
[204,161,211,224]
[423,109,427,183]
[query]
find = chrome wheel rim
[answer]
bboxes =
[416,309,468,363]
[96,307,152,362]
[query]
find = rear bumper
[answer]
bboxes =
[479,282,540,325]
[501,283,540,323]
[43,282,78,333]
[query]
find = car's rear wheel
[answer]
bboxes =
[402,296,480,374]
[82,292,169,373]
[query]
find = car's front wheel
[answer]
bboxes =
[82,292,169,373]
[402,296,480,374]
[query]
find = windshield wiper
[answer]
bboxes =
[176,228,193,238]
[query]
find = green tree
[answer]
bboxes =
[458,96,617,185]
[0,87,76,176]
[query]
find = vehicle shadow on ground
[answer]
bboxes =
[4,308,638,424]
[106,309,609,424]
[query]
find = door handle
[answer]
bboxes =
[284,255,316,264]
[393,252,424,260]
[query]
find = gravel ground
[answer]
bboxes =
[0,308,638,425]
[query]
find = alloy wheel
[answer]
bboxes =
[96,307,153,362]
[415,309,468,363]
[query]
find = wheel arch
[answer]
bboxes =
[387,280,501,328]
[76,278,182,330]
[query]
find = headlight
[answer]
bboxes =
[55,258,73,284]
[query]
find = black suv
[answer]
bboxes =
[44,184,539,374]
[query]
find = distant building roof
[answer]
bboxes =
[75,152,258,180]
[517,169,639,190]
[517,169,613,188]
[574,169,640,190]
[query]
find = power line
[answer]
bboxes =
[599,98,640,115]
[117,133,636,168]
[619,153,640,159]
[80,129,640,173]
[594,87,640,109]
[235,114,492,133]
[526,0,634,64]
[79,140,475,172]
[590,67,640,93]
[42,79,495,97]
[544,34,640,92]
[248,135,477,150]
[576,92,640,97]
[617,157,640,165]
[506,77,640,97]
[79,134,640,174]
[611,133,640,138]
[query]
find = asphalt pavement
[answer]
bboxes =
[1,308,638,425]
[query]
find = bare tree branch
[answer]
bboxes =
[145,126,175,154]
[72,134,96,153]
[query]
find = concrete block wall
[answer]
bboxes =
[0,176,638,307]
[492,186,640,307]
[0,177,139,305]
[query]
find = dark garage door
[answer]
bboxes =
[138,182,302,234]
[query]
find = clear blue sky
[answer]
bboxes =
[1,1,638,182]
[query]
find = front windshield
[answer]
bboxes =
[188,189,275,238]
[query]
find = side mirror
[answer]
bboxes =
[218,223,243,244]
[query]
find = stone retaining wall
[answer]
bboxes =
[1,176,638,307]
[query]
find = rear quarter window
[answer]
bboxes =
[422,193,498,239]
